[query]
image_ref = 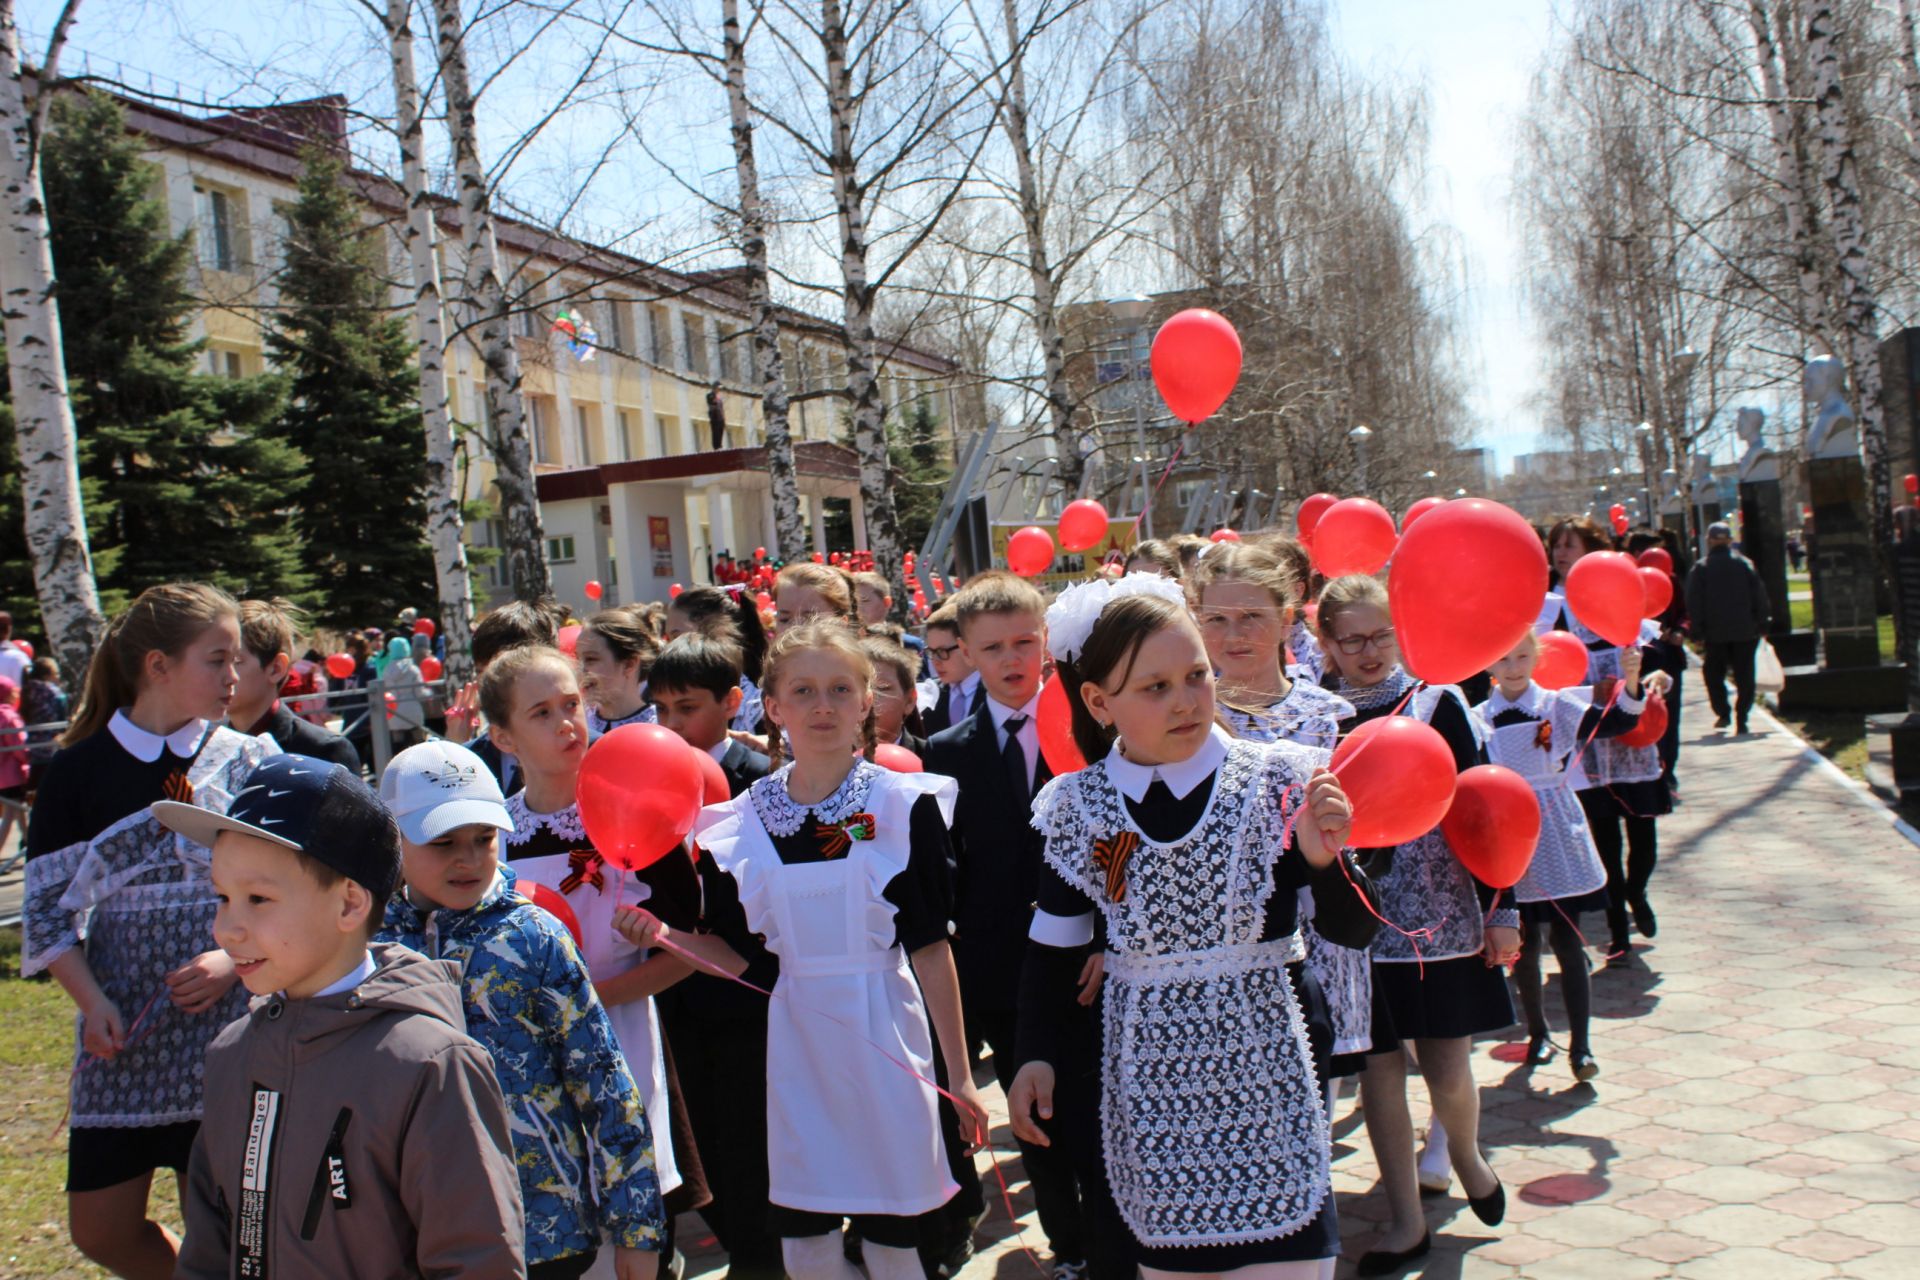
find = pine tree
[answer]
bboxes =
[890,397,951,553]
[265,144,432,627]
[39,92,309,609]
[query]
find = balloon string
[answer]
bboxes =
[52,983,170,1136]
[641,927,1047,1278]
[1558,680,1625,793]
[1126,439,1190,542]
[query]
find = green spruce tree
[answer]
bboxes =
[264,144,432,627]
[890,397,951,552]
[39,91,308,610]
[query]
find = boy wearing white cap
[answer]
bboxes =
[377,741,667,1280]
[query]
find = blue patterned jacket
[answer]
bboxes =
[379,864,664,1263]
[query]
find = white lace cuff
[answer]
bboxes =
[1029,908,1096,948]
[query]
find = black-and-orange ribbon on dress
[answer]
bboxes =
[1091,831,1138,903]
[816,812,876,860]
[560,848,605,894]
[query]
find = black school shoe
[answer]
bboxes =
[1631,897,1658,938]
[1357,1232,1431,1277]
[1571,1048,1600,1082]
[1526,1033,1556,1065]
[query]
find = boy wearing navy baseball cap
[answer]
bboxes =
[157,754,527,1279]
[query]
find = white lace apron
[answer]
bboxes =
[1538,596,1662,787]
[1478,686,1609,905]
[22,727,278,1126]
[694,764,959,1217]
[505,797,681,1196]
[1033,741,1330,1248]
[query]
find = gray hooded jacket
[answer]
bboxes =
[176,942,526,1279]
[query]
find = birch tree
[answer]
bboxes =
[430,0,550,601]
[1747,0,1832,353]
[0,0,104,680]
[382,0,476,681]
[1804,0,1898,636]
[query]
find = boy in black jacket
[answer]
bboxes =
[925,575,1090,1280]
[231,599,361,773]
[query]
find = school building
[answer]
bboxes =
[108,88,968,608]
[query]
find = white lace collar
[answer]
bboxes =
[750,760,881,837]
[1484,682,1546,718]
[1107,723,1231,802]
[504,790,587,844]
[110,710,209,763]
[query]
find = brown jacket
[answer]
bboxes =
[176,942,526,1279]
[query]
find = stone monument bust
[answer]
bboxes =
[1805,356,1858,460]
[1736,407,1778,482]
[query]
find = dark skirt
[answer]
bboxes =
[1584,778,1671,820]
[1366,955,1516,1055]
[1080,961,1340,1270]
[1518,887,1610,928]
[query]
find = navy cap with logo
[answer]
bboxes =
[154,754,401,899]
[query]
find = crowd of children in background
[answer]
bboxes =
[15,504,1706,1280]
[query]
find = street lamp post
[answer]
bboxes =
[1634,421,1656,526]
[1673,346,1703,555]
[1349,424,1374,495]
[1108,294,1155,538]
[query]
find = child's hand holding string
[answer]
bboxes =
[444,681,480,743]
[1620,647,1644,697]
[612,904,670,951]
[1300,768,1352,867]
[166,949,238,1014]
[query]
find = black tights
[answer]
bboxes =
[1581,793,1657,948]
[1512,914,1592,1055]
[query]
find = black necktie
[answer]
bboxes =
[1002,714,1031,802]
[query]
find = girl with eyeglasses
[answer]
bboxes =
[1314,574,1518,1276]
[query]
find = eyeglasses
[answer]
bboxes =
[1333,628,1396,655]
[927,644,961,661]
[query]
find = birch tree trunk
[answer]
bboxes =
[1896,0,1920,177]
[999,0,1079,494]
[0,0,104,679]
[1749,0,1832,353]
[430,0,550,602]
[387,0,475,684]
[724,0,806,560]
[1803,0,1899,649]
[821,0,907,609]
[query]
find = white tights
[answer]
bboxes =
[780,1232,924,1280]
[1142,1262,1326,1280]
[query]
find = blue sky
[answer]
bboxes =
[27,0,1559,470]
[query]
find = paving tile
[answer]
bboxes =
[1757,1187,1867,1220]
[1618,1230,1723,1265]
[1677,1246,1839,1279]
[1669,1203,1810,1249]
[1777,1230,1885,1264]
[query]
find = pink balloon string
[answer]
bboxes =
[1126,440,1190,543]
[53,983,170,1136]
[641,917,1047,1277]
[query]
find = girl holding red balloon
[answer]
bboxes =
[1539,517,1676,964]
[478,645,706,1227]
[579,608,662,734]
[1314,574,1518,1273]
[1478,632,1648,1081]
[1007,574,1374,1280]
[615,620,989,1280]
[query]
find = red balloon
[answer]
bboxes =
[419,655,444,681]
[1007,525,1055,577]
[1296,493,1339,542]
[755,546,767,560]
[1905,473,1918,496]
[1533,632,1589,691]
[1037,678,1087,776]
[1388,498,1548,685]
[1401,496,1445,533]
[325,652,356,680]
[524,882,584,948]
[1441,765,1542,889]
[1639,566,1674,618]
[1565,551,1645,646]
[384,691,398,719]
[1330,715,1459,847]
[584,579,604,601]
[1312,497,1398,576]
[412,617,437,638]
[13,639,29,660]
[1058,499,1110,553]
[1617,691,1669,748]
[557,623,582,656]
[1150,308,1243,424]
[691,743,730,807]
[755,591,773,611]
[1635,547,1674,576]
[1210,528,1240,544]
[577,724,705,872]
[874,742,924,773]
[811,552,824,564]
[1612,513,1630,535]
[669,583,684,599]
[1608,502,1626,518]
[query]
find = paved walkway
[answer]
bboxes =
[691,676,1920,1279]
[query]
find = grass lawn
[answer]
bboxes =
[1786,598,1896,660]
[1773,707,1871,780]
[0,929,181,1279]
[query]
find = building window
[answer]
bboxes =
[194,184,238,271]
[655,414,677,455]
[208,349,243,378]
[575,402,595,466]
[617,409,637,461]
[647,304,670,364]
[529,397,551,463]
[547,535,576,563]
[483,519,506,587]
[606,298,628,353]
[683,313,709,378]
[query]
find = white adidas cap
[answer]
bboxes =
[379,740,514,844]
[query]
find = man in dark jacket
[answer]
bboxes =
[1684,522,1772,734]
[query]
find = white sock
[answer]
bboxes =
[782,1233,862,1280]
[862,1242,927,1280]
[1420,1115,1451,1177]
